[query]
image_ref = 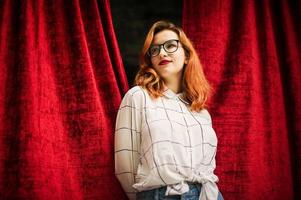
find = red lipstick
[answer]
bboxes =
[159,60,171,65]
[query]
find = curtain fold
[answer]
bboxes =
[182,0,301,200]
[0,0,128,199]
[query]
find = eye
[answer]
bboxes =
[166,43,177,49]
[164,40,178,51]
[149,46,160,55]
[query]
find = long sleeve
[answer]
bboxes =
[115,90,142,200]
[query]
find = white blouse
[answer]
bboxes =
[115,86,220,200]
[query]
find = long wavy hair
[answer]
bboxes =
[134,20,212,112]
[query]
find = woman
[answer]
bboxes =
[115,21,223,200]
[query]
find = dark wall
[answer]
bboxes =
[111,0,182,86]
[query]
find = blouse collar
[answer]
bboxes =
[163,88,189,105]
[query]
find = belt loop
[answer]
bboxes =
[194,183,201,193]
[155,187,159,200]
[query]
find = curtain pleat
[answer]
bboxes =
[183,0,301,199]
[0,0,128,199]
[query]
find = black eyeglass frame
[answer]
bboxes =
[147,39,180,57]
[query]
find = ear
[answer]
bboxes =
[184,57,189,64]
[184,50,189,64]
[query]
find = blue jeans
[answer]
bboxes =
[136,183,224,200]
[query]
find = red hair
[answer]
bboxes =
[134,21,212,112]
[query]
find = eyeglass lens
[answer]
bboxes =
[149,40,179,57]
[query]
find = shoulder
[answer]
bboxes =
[122,86,146,105]
[199,108,212,123]
[125,86,145,96]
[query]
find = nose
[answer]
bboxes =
[158,46,168,57]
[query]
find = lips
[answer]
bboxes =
[159,60,171,65]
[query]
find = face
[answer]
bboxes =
[150,30,187,82]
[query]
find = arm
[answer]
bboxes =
[115,91,141,200]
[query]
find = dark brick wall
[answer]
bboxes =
[111,0,182,86]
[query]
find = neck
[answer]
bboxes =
[164,74,183,94]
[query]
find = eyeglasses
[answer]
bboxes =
[148,39,180,57]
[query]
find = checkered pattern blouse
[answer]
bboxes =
[115,86,220,200]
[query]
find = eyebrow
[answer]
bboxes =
[151,39,179,45]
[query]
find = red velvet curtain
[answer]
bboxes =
[183,0,301,199]
[0,0,128,199]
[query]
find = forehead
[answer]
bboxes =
[152,30,179,44]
